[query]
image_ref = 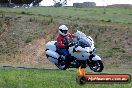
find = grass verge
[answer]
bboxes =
[0,67,131,88]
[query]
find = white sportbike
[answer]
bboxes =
[45,31,104,72]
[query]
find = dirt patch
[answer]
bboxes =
[18,24,59,68]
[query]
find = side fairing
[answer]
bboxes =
[69,46,90,60]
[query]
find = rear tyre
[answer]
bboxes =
[89,60,104,72]
[56,61,67,70]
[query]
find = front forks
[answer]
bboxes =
[87,54,95,66]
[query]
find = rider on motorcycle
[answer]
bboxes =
[57,25,74,60]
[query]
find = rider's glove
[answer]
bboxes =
[69,42,75,47]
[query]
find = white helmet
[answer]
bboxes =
[58,25,68,36]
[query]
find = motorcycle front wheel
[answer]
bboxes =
[89,60,104,72]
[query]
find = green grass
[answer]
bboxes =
[0,67,131,88]
[0,7,132,24]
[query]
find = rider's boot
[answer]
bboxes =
[58,55,67,64]
[65,54,71,60]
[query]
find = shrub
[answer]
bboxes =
[25,36,33,43]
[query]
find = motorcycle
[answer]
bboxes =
[45,30,104,72]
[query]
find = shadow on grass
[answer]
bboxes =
[1,65,76,72]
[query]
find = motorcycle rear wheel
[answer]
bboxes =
[55,61,67,70]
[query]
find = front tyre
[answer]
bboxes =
[89,60,104,72]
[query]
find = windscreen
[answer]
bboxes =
[78,37,92,47]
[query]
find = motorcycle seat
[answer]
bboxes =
[54,42,63,54]
[54,42,69,55]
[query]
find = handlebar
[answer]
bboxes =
[68,42,76,47]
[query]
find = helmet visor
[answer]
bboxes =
[60,29,68,34]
